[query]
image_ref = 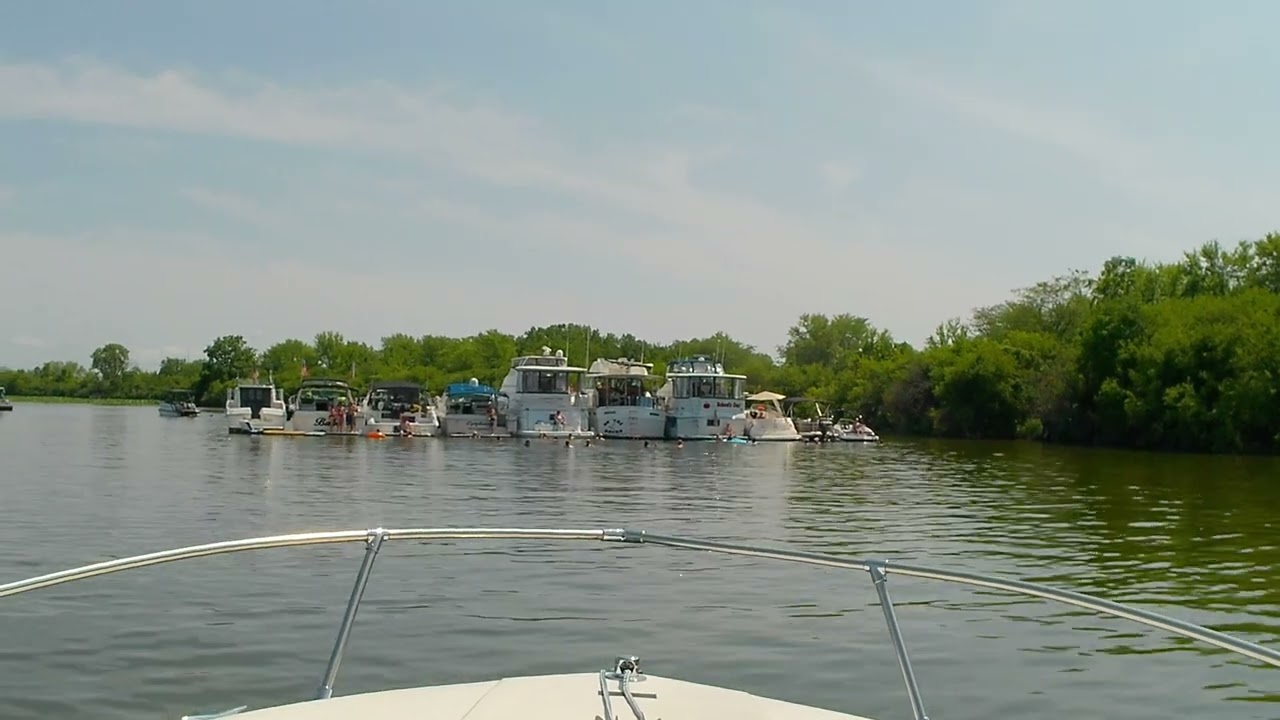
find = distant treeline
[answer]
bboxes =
[6,234,1280,453]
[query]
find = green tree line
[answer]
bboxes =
[5,235,1280,453]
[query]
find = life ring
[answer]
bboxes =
[754,404,766,413]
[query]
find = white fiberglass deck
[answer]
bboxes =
[233,673,874,720]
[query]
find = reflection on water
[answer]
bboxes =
[1,406,1279,720]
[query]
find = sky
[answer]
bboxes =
[2,1,1279,369]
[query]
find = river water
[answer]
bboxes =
[1,404,1278,720]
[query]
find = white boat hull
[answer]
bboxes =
[439,414,509,437]
[590,406,665,439]
[158,403,199,417]
[840,432,881,442]
[231,672,874,719]
[731,416,802,441]
[364,415,440,437]
[227,408,287,434]
[510,405,592,438]
[664,413,740,440]
[288,410,345,433]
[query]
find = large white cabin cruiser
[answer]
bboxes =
[225,381,287,434]
[583,357,665,439]
[656,356,746,440]
[3,525,1276,720]
[158,389,200,417]
[287,378,357,433]
[437,379,507,437]
[500,347,592,438]
[360,381,440,437]
[724,390,802,441]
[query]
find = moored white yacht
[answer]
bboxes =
[158,389,200,417]
[360,381,440,436]
[583,357,665,439]
[287,378,358,433]
[0,385,11,412]
[726,390,802,441]
[500,347,592,439]
[437,379,507,437]
[656,356,746,440]
[225,380,287,434]
[2,525,1276,720]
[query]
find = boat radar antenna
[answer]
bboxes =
[541,346,552,356]
[555,349,565,359]
[469,377,479,386]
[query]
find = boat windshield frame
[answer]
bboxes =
[2,527,1277,720]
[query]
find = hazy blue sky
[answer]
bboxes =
[2,1,1278,368]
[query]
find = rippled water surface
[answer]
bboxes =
[2,404,1280,719]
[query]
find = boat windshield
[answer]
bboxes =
[670,376,743,400]
[369,387,426,418]
[297,387,350,410]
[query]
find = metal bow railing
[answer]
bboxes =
[3,526,1279,720]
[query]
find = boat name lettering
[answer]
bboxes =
[716,401,737,408]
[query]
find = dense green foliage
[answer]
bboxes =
[5,235,1280,453]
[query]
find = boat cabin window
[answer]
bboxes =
[671,377,743,400]
[594,377,655,407]
[519,371,571,394]
[447,393,505,415]
[239,386,274,408]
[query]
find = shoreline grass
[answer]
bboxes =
[7,395,156,406]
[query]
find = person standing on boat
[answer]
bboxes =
[554,409,565,431]
[486,404,497,434]
[345,402,357,433]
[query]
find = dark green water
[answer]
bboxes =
[1,404,1278,719]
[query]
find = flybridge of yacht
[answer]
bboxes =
[665,356,745,377]
[510,347,587,372]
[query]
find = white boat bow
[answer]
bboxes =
[3,527,1278,720]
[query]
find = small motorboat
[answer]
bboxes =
[158,389,200,417]
[0,385,12,412]
[837,417,880,442]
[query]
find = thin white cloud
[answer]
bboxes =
[0,58,977,353]
[0,60,861,266]
[819,162,859,193]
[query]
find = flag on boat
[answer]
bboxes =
[250,368,260,382]
[300,359,309,378]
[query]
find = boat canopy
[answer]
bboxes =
[746,390,786,402]
[444,381,497,397]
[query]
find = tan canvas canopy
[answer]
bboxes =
[746,390,786,402]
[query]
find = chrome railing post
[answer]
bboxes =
[316,528,389,700]
[868,563,929,720]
